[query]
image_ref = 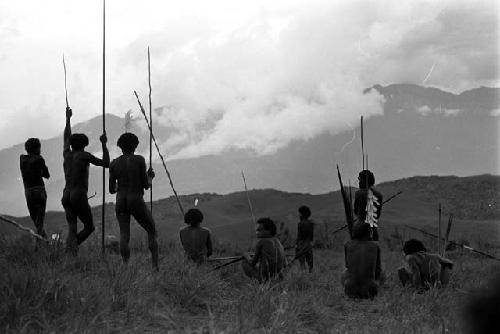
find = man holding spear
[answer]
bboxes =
[61,107,109,254]
[109,132,158,270]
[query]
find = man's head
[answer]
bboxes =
[25,138,41,155]
[69,133,89,151]
[403,239,427,255]
[256,217,277,238]
[358,169,375,189]
[298,205,311,219]
[352,222,372,240]
[184,208,204,227]
[117,133,139,154]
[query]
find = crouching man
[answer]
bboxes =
[109,133,158,270]
[341,223,383,299]
[398,239,453,292]
[242,217,287,283]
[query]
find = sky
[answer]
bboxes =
[0,0,498,155]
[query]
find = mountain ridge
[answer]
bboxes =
[0,83,498,215]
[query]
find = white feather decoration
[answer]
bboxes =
[365,188,380,227]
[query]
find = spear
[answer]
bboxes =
[443,214,454,256]
[404,224,500,262]
[361,116,365,169]
[63,54,69,108]
[337,164,354,238]
[241,170,256,247]
[134,91,185,216]
[438,203,442,254]
[101,0,106,256]
[148,47,153,214]
[0,215,48,242]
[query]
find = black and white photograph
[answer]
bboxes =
[0,0,499,332]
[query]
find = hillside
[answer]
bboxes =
[0,84,498,215]
[2,175,499,247]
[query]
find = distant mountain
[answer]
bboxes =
[2,175,498,245]
[0,84,498,215]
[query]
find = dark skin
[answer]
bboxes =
[62,107,110,252]
[108,143,158,270]
[109,146,155,194]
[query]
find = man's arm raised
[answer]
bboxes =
[87,134,110,168]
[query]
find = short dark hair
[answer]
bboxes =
[69,133,89,150]
[403,239,427,255]
[184,208,204,226]
[257,217,277,236]
[298,205,311,218]
[25,138,41,154]
[117,133,139,154]
[358,170,375,188]
[352,222,372,240]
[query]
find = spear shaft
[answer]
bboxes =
[241,171,256,246]
[0,215,48,242]
[101,0,106,256]
[63,54,69,108]
[134,91,185,216]
[148,47,153,214]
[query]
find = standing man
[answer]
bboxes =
[20,138,50,239]
[109,132,158,270]
[296,205,314,273]
[354,170,383,241]
[62,107,109,254]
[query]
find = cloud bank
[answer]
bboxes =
[0,0,498,157]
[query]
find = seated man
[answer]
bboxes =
[109,133,158,270]
[242,217,287,283]
[398,239,453,292]
[20,138,50,239]
[179,208,213,264]
[341,223,383,299]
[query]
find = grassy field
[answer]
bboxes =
[1,231,499,333]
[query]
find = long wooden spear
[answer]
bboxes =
[337,164,354,238]
[241,170,256,247]
[101,0,106,256]
[134,91,185,216]
[63,54,69,108]
[404,224,500,262]
[148,47,153,214]
[0,215,48,242]
[438,203,442,254]
[443,214,454,256]
[361,116,365,170]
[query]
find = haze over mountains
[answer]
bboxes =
[0,83,498,215]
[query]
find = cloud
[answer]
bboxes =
[0,0,498,155]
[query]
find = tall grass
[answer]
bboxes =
[1,233,499,333]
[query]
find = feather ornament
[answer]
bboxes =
[365,188,379,227]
